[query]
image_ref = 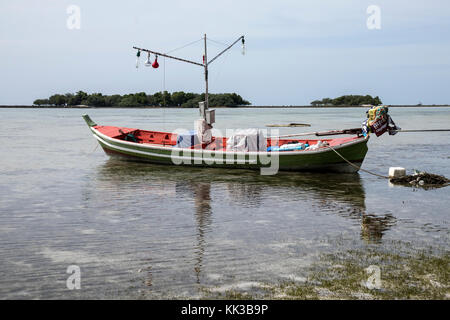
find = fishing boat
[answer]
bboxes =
[83,114,369,173]
[83,34,371,174]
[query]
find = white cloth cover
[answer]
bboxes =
[195,119,212,144]
[226,129,267,152]
[305,140,329,151]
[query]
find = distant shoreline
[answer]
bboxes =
[0,105,449,109]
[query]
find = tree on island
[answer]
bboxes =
[33,99,50,106]
[171,91,186,106]
[48,94,67,106]
[311,95,382,106]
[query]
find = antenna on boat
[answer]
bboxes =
[133,33,245,126]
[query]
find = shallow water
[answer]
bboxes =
[0,107,448,299]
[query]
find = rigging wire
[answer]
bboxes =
[206,37,239,93]
[165,38,204,54]
[211,44,231,90]
[153,36,238,125]
[139,37,203,130]
[161,37,204,119]
[207,37,229,47]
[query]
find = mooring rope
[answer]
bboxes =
[326,145,389,179]
[91,143,99,153]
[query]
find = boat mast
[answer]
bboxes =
[133,34,244,122]
[204,34,208,119]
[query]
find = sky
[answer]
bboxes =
[1,0,450,105]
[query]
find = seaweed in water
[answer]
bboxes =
[390,171,449,189]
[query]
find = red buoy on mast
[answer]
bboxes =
[152,56,159,68]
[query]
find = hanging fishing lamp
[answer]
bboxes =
[136,50,141,68]
[144,52,152,67]
[152,55,159,68]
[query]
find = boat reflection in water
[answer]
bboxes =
[93,158,397,238]
[175,181,212,283]
[361,214,396,243]
[91,159,396,288]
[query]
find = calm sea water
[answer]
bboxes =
[0,107,449,299]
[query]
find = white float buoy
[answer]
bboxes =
[389,167,406,178]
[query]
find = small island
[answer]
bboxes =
[32,91,251,108]
[310,95,382,107]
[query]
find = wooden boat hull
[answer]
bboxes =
[84,115,369,173]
